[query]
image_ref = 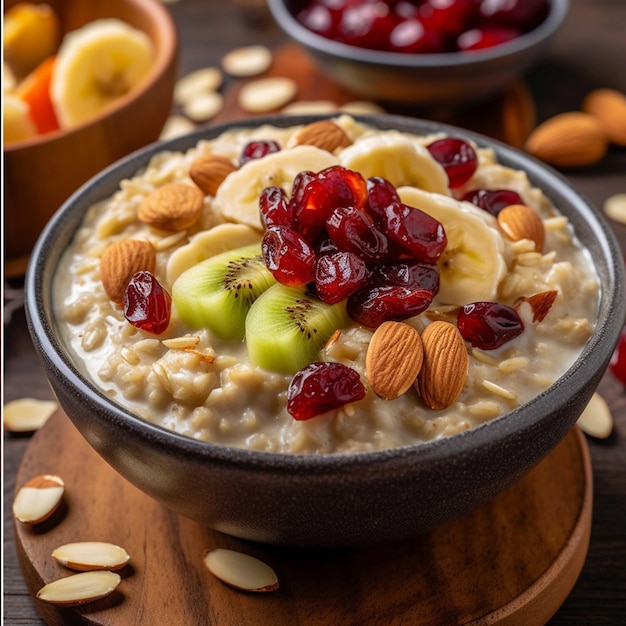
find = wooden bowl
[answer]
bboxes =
[3,0,178,271]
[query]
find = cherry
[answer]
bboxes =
[338,1,399,50]
[315,250,370,304]
[479,0,549,29]
[287,361,366,420]
[457,301,524,349]
[457,26,521,51]
[347,285,434,327]
[240,139,281,165]
[427,137,478,188]
[461,188,523,216]
[259,185,292,228]
[388,18,446,54]
[418,0,480,38]
[609,327,626,386]
[372,259,440,295]
[124,271,171,335]
[262,225,317,287]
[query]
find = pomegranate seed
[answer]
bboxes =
[347,285,434,328]
[124,271,171,335]
[609,327,626,386]
[326,206,391,263]
[380,202,447,263]
[461,188,523,216]
[287,361,366,420]
[315,250,369,304]
[262,225,317,287]
[366,176,400,224]
[240,139,281,165]
[372,259,440,295]
[457,301,524,349]
[259,186,292,228]
[457,26,521,51]
[427,138,478,188]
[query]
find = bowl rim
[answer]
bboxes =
[3,0,177,153]
[26,111,624,474]
[267,0,569,68]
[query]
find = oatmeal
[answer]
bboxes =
[53,116,600,454]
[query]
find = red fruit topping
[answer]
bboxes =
[259,186,292,228]
[347,285,434,328]
[338,1,399,50]
[457,301,524,349]
[457,26,521,51]
[419,0,480,37]
[315,235,341,257]
[124,271,172,335]
[293,165,368,240]
[372,259,440,295]
[609,327,626,386]
[479,0,549,29]
[315,250,369,304]
[240,139,281,165]
[287,361,366,420]
[326,205,391,263]
[380,202,447,263]
[389,18,446,54]
[262,225,317,287]
[366,176,400,224]
[427,137,478,188]
[297,3,338,39]
[461,188,524,216]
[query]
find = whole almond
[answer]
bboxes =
[501,80,537,149]
[100,238,156,304]
[13,474,64,524]
[366,321,423,400]
[292,120,352,153]
[524,111,608,167]
[417,321,468,411]
[138,182,204,232]
[497,204,545,252]
[582,88,626,146]
[189,154,237,196]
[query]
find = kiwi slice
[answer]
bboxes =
[245,283,350,374]
[172,244,275,340]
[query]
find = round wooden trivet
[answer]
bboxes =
[15,409,591,626]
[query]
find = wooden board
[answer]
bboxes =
[14,409,592,625]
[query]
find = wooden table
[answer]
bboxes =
[4,0,626,623]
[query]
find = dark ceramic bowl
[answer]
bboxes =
[26,113,624,548]
[268,0,568,104]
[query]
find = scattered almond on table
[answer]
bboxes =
[13,474,65,524]
[3,397,58,432]
[203,548,279,592]
[603,193,626,225]
[52,541,131,572]
[577,392,613,439]
[36,571,122,607]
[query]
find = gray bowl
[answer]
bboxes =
[268,0,569,104]
[26,113,624,548]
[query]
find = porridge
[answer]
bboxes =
[54,115,599,454]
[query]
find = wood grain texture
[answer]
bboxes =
[13,410,591,626]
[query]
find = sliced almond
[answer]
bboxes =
[203,548,279,592]
[291,120,352,154]
[189,154,238,196]
[183,90,224,122]
[138,183,205,232]
[52,541,130,572]
[366,321,423,400]
[515,290,558,323]
[174,66,223,105]
[13,475,64,524]
[36,571,121,606]
[497,203,545,252]
[100,238,156,304]
[416,321,468,411]
[3,397,58,432]
[222,45,272,77]
[577,392,613,439]
[238,77,297,113]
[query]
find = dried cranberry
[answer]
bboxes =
[609,327,626,386]
[338,1,400,50]
[418,0,480,37]
[240,139,281,165]
[479,0,549,29]
[427,138,478,188]
[388,18,446,53]
[366,176,400,224]
[380,202,447,263]
[457,301,524,349]
[461,188,524,216]
[262,225,317,287]
[347,285,434,328]
[259,186,292,228]
[457,26,521,51]
[124,271,171,335]
[287,361,366,421]
[297,3,339,39]
[315,250,369,304]
[315,235,340,257]
[372,259,440,295]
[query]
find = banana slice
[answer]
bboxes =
[339,132,450,196]
[212,145,339,230]
[3,94,37,144]
[398,186,507,306]
[165,223,261,287]
[50,19,153,129]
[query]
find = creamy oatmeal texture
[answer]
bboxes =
[54,116,599,453]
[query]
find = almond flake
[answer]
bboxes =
[577,392,613,439]
[52,542,130,572]
[204,548,279,592]
[13,475,64,524]
[238,77,297,113]
[3,398,57,432]
[222,45,272,77]
[36,571,121,606]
